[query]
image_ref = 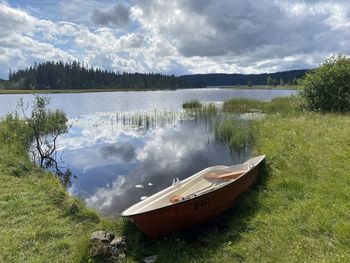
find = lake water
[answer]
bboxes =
[0,88,296,117]
[0,88,296,215]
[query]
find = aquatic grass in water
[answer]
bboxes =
[183,103,218,120]
[200,103,218,117]
[223,97,296,115]
[75,110,196,132]
[214,119,251,153]
[223,98,266,113]
[182,100,202,109]
[115,111,183,130]
[214,96,296,161]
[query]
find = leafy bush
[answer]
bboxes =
[299,55,350,112]
[0,96,71,185]
[21,96,71,186]
[19,96,68,164]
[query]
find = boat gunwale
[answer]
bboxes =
[121,155,265,217]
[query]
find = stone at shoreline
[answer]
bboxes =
[110,236,126,249]
[91,231,115,243]
[90,231,126,262]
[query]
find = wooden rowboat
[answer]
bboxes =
[121,155,265,238]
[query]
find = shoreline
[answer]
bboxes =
[0,88,172,94]
[216,85,298,90]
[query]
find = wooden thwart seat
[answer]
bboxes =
[203,170,246,180]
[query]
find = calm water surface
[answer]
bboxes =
[0,88,296,117]
[0,88,296,215]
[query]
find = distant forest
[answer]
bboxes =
[7,61,188,90]
[181,70,309,87]
[1,60,309,90]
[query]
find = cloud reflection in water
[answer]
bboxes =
[58,111,249,216]
[100,142,136,162]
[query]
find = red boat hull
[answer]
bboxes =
[127,160,264,238]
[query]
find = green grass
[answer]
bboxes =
[0,115,121,263]
[182,102,218,121]
[192,103,218,118]
[200,103,218,117]
[245,113,350,261]
[182,100,203,109]
[214,120,251,153]
[223,97,295,115]
[223,98,266,113]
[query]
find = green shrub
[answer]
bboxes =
[299,55,350,112]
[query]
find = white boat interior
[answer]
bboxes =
[121,155,265,216]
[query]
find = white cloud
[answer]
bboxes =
[0,2,78,77]
[85,175,128,213]
[131,0,350,73]
[1,0,350,78]
[75,29,144,52]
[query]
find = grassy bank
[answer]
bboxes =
[0,116,120,262]
[244,113,350,261]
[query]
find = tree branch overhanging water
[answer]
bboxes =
[18,95,73,187]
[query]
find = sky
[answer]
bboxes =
[1,0,350,79]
